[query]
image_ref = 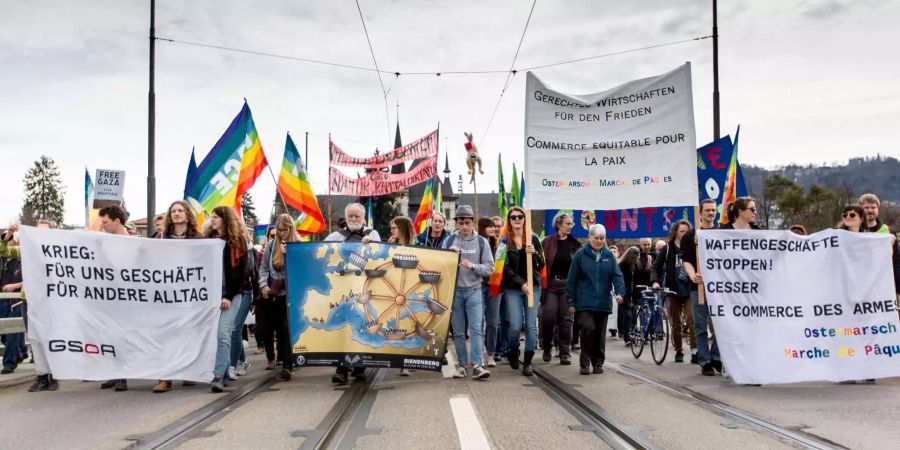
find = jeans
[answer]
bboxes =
[540,284,573,355]
[692,290,720,366]
[0,300,23,370]
[505,286,541,354]
[617,301,634,343]
[451,286,485,366]
[497,293,510,355]
[230,291,253,367]
[576,311,609,369]
[484,284,502,355]
[214,291,248,377]
[667,295,696,353]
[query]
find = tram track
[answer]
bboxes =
[298,368,383,450]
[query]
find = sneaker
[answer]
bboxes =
[100,379,117,389]
[542,348,552,362]
[47,376,59,391]
[493,354,502,362]
[352,367,367,381]
[453,366,467,378]
[210,376,225,393]
[593,365,604,374]
[579,367,590,375]
[711,360,723,373]
[560,354,572,365]
[572,344,581,351]
[332,371,349,385]
[279,368,293,381]
[674,352,684,363]
[472,365,490,379]
[701,363,715,376]
[236,361,250,376]
[863,379,877,384]
[28,375,50,392]
[226,366,238,381]
[399,368,411,376]
[690,353,699,364]
[521,364,533,376]
[114,380,128,391]
[153,380,172,393]
[484,353,497,368]
[254,348,265,354]
[265,360,275,370]
[1,367,14,374]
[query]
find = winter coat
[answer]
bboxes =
[565,243,624,313]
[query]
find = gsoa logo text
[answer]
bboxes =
[48,340,117,357]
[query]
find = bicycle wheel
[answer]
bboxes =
[650,306,670,365]
[630,306,647,359]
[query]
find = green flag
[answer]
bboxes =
[510,163,520,207]
[497,154,508,219]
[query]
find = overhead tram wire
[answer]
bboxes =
[519,35,712,71]
[479,0,537,148]
[355,0,392,146]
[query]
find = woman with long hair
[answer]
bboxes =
[388,217,415,245]
[499,206,545,376]
[259,214,300,380]
[651,219,696,363]
[478,217,501,368]
[617,245,650,346]
[837,205,865,232]
[206,206,254,392]
[540,212,578,365]
[721,197,760,230]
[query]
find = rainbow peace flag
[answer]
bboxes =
[413,178,434,233]
[488,240,508,298]
[719,126,741,225]
[278,133,325,235]
[185,101,266,217]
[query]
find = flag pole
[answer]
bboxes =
[327,133,333,234]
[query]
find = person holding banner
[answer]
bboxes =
[720,197,760,231]
[206,206,253,393]
[1,230,24,375]
[566,224,624,375]
[325,203,380,385]
[838,205,866,233]
[540,212,578,365]
[652,220,697,364]
[499,207,545,376]
[259,214,300,381]
[388,216,415,376]
[416,212,449,248]
[152,200,203,393]
[681,199,722,376]
[858,194,900,301]
[96,205,133,392]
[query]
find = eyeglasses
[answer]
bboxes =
[509,215,525,221]
[842,212,859,219]
[745,208,757,213]
[390,226,398,230]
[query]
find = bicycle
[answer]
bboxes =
[629,285,673,365]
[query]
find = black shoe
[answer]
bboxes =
[560,354,572,365]
[674,352,684,363]
[593,365,604,374]
[509,350,520,370]
[609,330,617,338]
[690,353,699,364]
[1,367,14,374]
[47,376,59,391]
[522,364,533,376]
[711,360,723,373]
[29,375,50,392]
[542,348,552,363]
[279,368,293,381]
[572,344,580,350]
[115,380,128,391]
[100,379,116,389]
[352,367,367,381]
[701,363,715,376]
[332,371,349,385]
[442,357,448,366]
[580,367,590,375]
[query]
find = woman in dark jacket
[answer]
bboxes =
[540,212,578,365]
[259,214,300,380]
[618,245,653,345]
[478,217,500,368]
[651,219,696,363]
[566,224,624,375]
[206,206,253,393]
[499,206,545,376]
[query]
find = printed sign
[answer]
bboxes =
[92,169,126,208]
[544,207,694,239]
[330,130,439,169]
[329,156,437,196]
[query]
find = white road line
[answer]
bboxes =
[449,395,491,450]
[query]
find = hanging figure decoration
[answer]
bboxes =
[463,131,484,184]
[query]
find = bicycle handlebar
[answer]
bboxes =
[636,285,677,296]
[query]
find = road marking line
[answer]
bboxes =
[449,395,491,450]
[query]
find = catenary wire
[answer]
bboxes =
[355,0,393,146]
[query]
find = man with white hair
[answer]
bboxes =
[325,203,380,384]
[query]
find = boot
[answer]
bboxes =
[522,351,534,376]
[509,348,520,370]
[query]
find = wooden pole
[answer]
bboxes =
[327,133,333,234]
[525,209,534,307]
[694,206,706,305]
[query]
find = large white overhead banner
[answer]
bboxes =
[524,63,698,210]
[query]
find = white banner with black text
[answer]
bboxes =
[698,229,900,384]
[19,227,223,381]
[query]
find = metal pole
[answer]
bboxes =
[147,0,157,237]
[712,0,721,140]
[327,133,333,233]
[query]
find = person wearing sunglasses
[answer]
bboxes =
[837,205,865,233]
[497,207,545,376]
[720,197,761,230]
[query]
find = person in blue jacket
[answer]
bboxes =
[566,224,625,375]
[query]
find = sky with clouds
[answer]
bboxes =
[1,0,898,225]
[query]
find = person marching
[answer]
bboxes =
[652,219,697,364]
[259,214,299,381]
[388,216,416,376]
[325,203,380,385]
[499,207,545,376]
[859,194,900,302]
[153,200,202,393]
[444,206,494,380]
[566,224,624,375]
[97,205,133,392]
[681,199,722,376]
[477,217,500,368]
[206,206,253,393]
[416,212,450,248]
[540,212,578,365]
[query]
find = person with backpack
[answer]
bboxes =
[652,219,697,364]
[324,203,380,385]
[443,206,494,380]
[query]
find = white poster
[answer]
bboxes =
[698,229,900,385]
[19,226,223,382]
[524,64,697,210]
[93,169,126,207]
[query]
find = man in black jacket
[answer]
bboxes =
[681,199,721,376]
